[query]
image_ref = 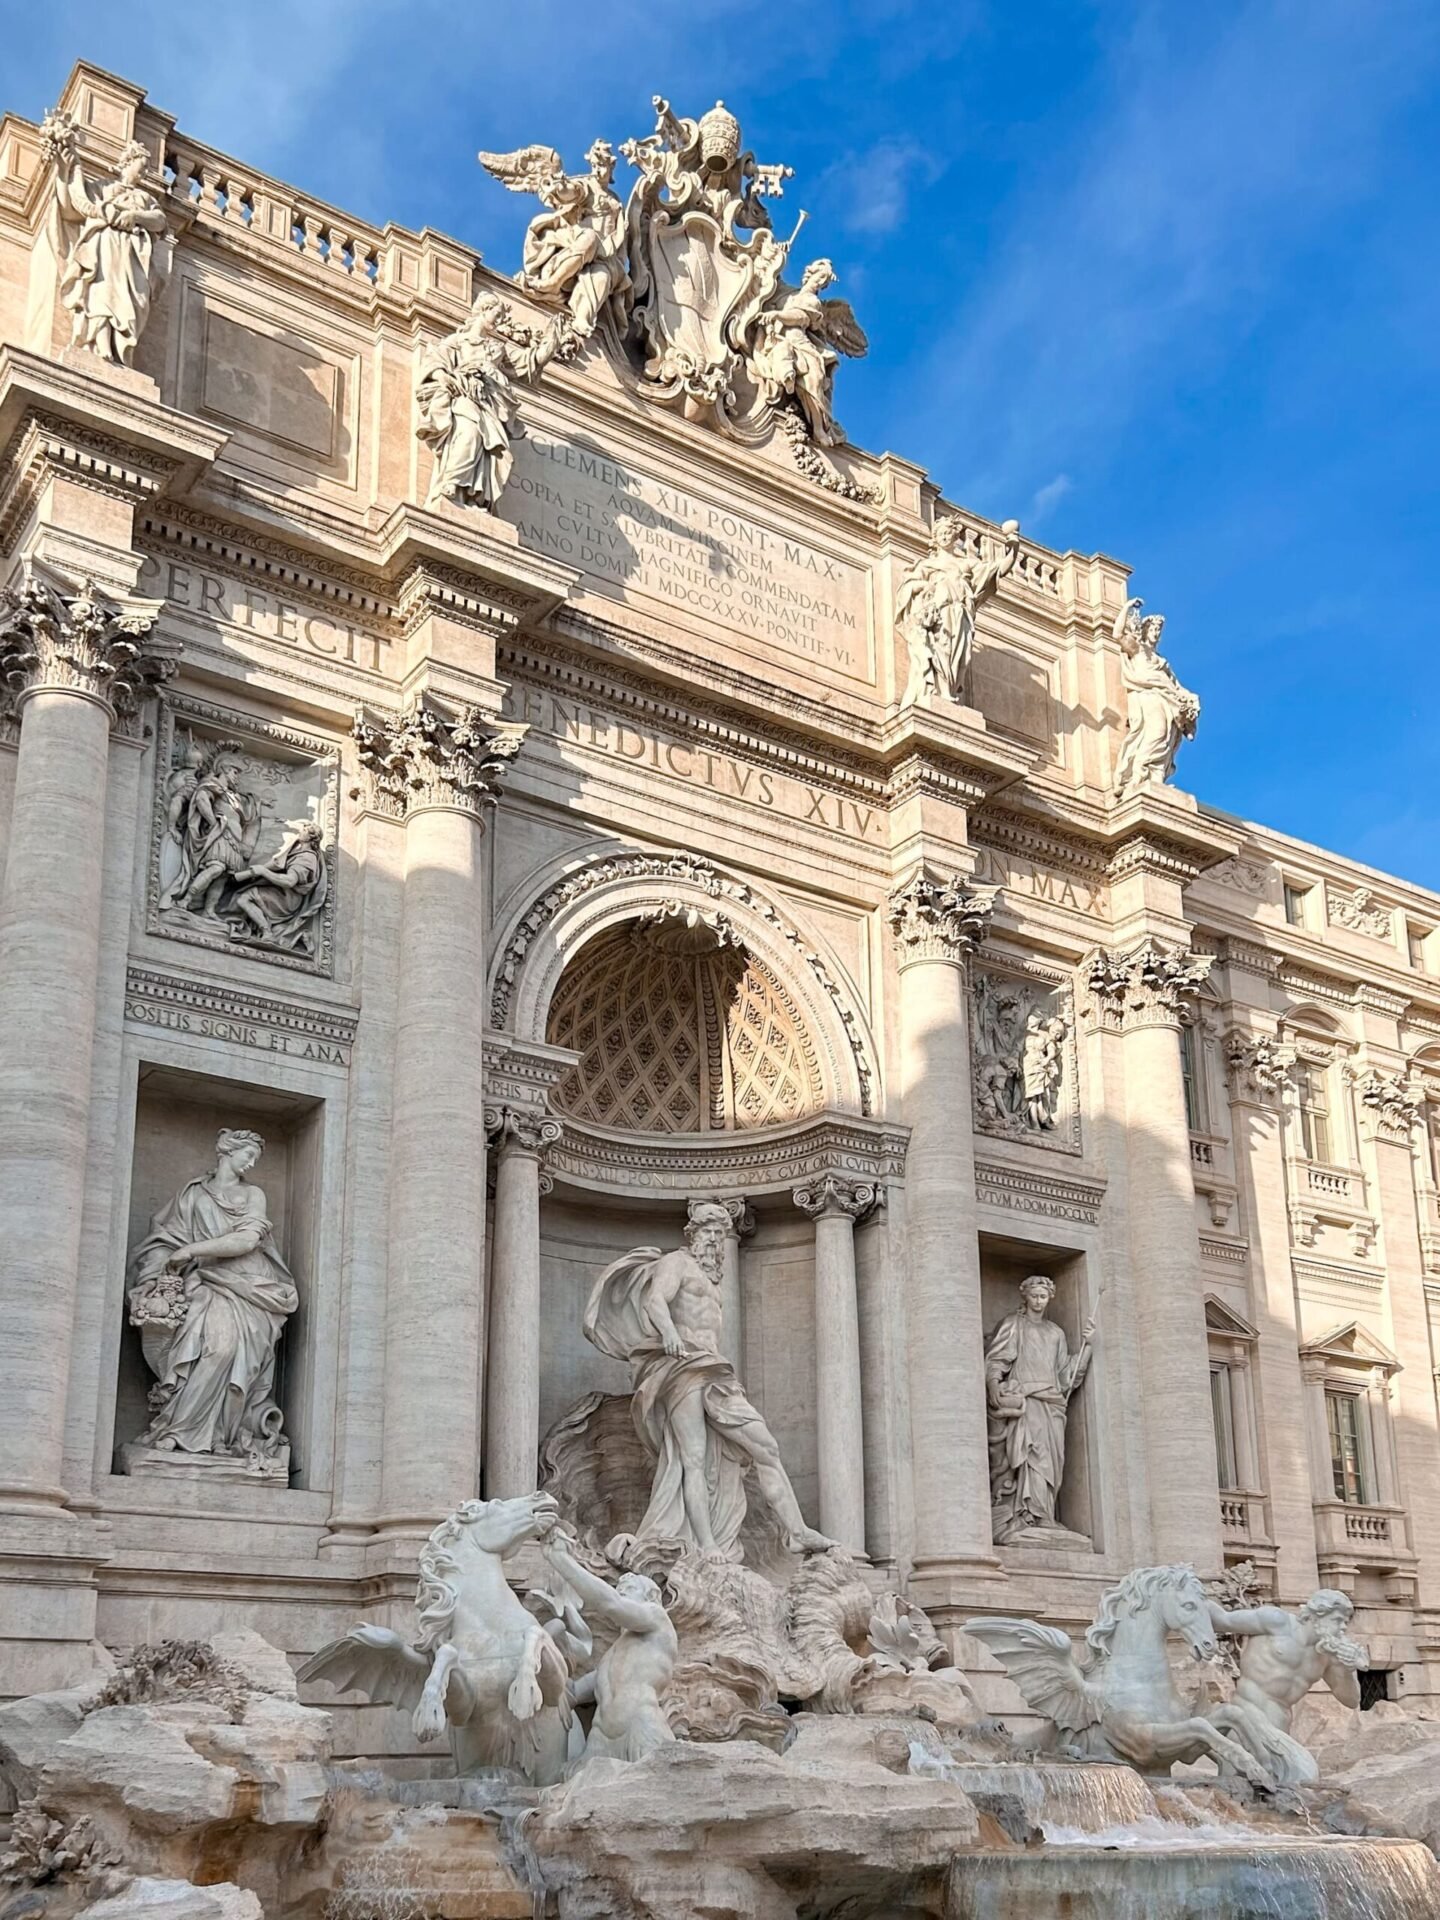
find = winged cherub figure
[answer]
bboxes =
[746,257,868,447]
[479,140,630,342]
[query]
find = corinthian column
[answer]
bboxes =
[354,694,525,1538]
[1223,1029,1320,1598]
[793,1174,878,1551]
[0,567,172,1514]
[1087,940,1222,1570]
[484,1104,561,1498]
[889,872,1001,1601]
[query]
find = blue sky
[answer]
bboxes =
[8,1,1439,887]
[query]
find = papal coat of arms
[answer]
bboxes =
[480,97,869,493]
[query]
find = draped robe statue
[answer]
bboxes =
[126,1129,298,1474]
[985,1274,1092,1542]
[583,1202,833,1558]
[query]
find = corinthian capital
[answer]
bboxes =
[1224,1031,1298,1104]
[888,872,997,967]
[0,566,174,726]
[352,692,526,819]
[1083,938,1212,1030]
[1351,1068,1423,1145]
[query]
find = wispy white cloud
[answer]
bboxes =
[900,0,1440,507]
[822,137,946,235]
[1027,472,1073,527]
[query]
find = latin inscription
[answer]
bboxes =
[504,685,885,843]
[498,436,873,680]
[125,992,352,1069]
[971,844,1106,917]
[138,555,394,676]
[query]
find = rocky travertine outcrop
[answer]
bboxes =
[0,1633,329,1918]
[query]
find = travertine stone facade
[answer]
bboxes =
[2,63,1439,1734]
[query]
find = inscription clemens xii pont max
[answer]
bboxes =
[499,436,873,679]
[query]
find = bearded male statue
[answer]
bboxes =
[1205,1587,1367,1786]
[583,1201,834,1558]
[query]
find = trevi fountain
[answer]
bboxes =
[2,60,1440,1920]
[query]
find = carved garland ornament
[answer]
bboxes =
[490,851,875,1115]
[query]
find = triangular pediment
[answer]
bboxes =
[1205,1295,1259,1341]
[1301,1321,1401,1372]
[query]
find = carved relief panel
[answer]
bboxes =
[972,963,1080,1154]
[147,695,340,976]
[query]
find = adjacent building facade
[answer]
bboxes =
[1,64,1438,1744]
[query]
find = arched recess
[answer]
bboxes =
[488,846,879,1117]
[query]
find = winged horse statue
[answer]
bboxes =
[964,1564,1275,1788]
[300,1490,574,1786]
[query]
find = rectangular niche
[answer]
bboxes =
[113,1063,325,1490]
[146,694,340,977]
[980,1232,1098,1550]
[972,960,1080,1153]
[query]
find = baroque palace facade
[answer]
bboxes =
[2,62,1439,1750]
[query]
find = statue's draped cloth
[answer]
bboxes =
[985,1311,1074,1532]
[130,1175,298,1455]
[584,1249,756,1555]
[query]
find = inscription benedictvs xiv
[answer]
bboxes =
[498,436,874,682]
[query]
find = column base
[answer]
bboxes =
[907,1552,1010,1633]
[0,1509,111,1697]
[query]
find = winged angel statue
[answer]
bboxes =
[479,139,631,343]
[477,97,868,461]
[964,1565,1276,1787]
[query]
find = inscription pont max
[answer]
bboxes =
[498,435,873,680]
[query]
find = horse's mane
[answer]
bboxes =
[415,1498,487,1653]
[1084,1563,1198,1661]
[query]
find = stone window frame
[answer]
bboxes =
[1205,1296,1266,1549]
[1299,1322,1405,1520]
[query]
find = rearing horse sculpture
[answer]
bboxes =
[964,1564,1273,1788]
[300,1490,572,1785]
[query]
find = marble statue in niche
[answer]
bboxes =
[897,516,1021,706]
[416,292,572,512]
[1112,594,1200,796]
[582,1200,835,1557]
[479,140,631,343]
[124,1129,298,1481]
[41,110,171,367]
[155,727,331,962]
[984,1274,1092,1544]
[972,972,1073,1143]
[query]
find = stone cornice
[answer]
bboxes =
[123,961,358,1057]
[545,1110,909,1199]
[969,806,1111,880]
[974,1158,1107,1225]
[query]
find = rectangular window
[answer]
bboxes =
[1408,924,1430,972]
[1180,1023,1205,1133]
[1284,884,1310,928]
[1297,1065,1332,1164]
[1210,1365,1238,1490]
[1326,1390,1369,1505]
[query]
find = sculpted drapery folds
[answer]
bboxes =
[41,110,170,367]
[744,256,867,449]
[416,293,570,513]
[126,1129,298,1472]
[1112,595,1200,797]
[897,516,1021,706]
[984,1274,1093,1542]
[583,1200,834,1557]
[479,140,631,342]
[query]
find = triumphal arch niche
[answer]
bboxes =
[1,59,1439,1757]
